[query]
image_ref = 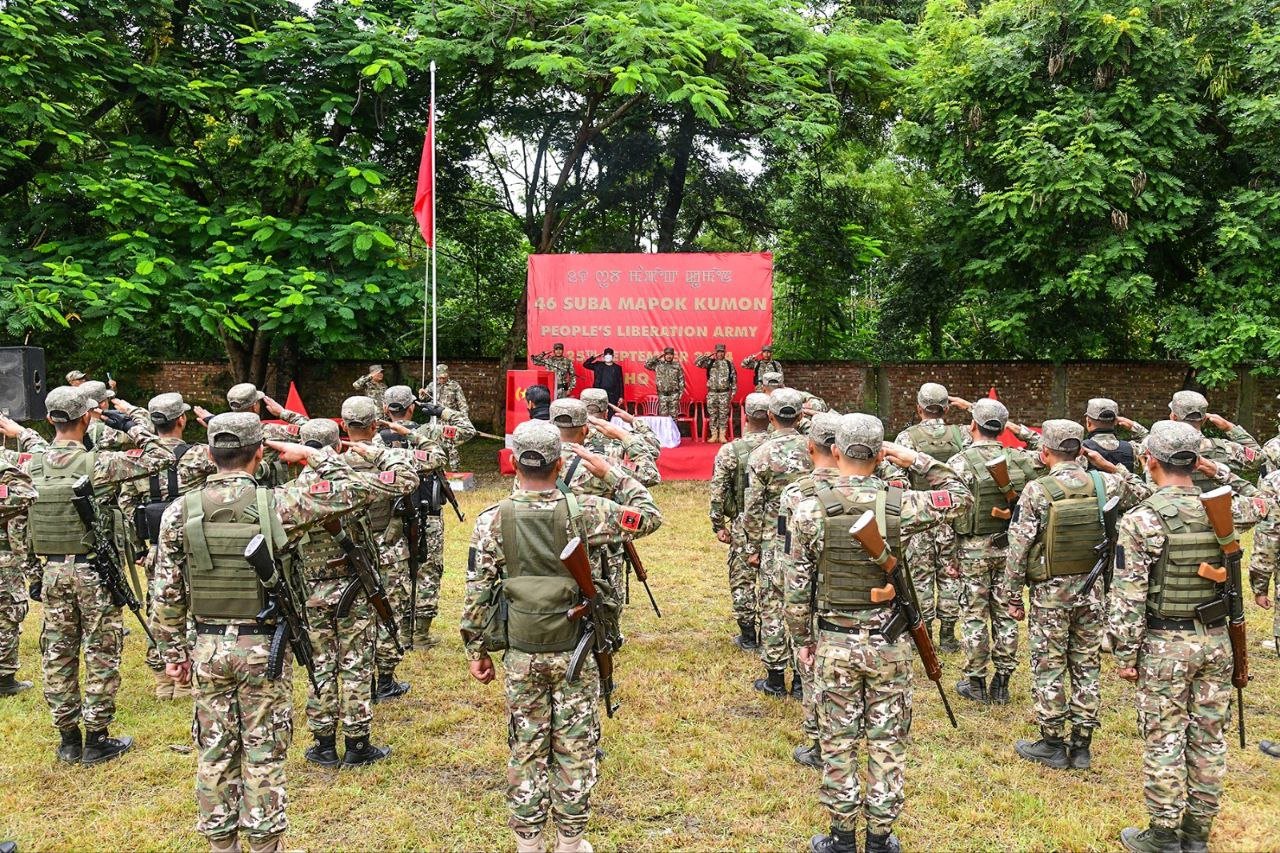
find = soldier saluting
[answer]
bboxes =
[532,343,578,399]
[643,347,686,418]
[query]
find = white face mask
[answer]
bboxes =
[603,355,614,364]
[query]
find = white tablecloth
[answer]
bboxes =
[612,415,681,449]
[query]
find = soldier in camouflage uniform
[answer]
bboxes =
[784,414,973,853]
[81,380,132,451]
[189,383,310,489]
[1251,404,1280,653]
[460,421,662,853]
[1160,390,1262,485]
[894,383,969,654]
[695,344,738,443]
[579,389,662,471]
[152,413,398,853]
[531,343,578,399]
[946,397,1045,705]
[1109,421,1274,853]
[1004,420,1156,770]
[0,452,38,697]
[643,347,686,418]
[744,388,813,698]
[777,411,844,769]
[418,365,469,470]
[351,364,388,410]
[65,369,87,386]
[1083,398,1146,472]
[5,387,175,764]
[741,345,783,391]
[709,393,773,652]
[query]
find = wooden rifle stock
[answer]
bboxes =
[984,455,1017,518]
[1200,485,1249,746]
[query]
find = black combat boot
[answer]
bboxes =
[733,622,759,652]
[1015,730,1069,769]
[81,728,134,765]
[790,673,803,701]
[304,733,340,767]
[56,726,82,764]
[865,829,901,853]
[1261,740,1280,759]
[792,741,821,769]
[1068,726,1093,770]
[988,671,1011,705]
[1179,814,1211,853]
[809,825,858,853]
[956,675,987,703]
[341,734,391,767]
[0,674,32,696]
[753,668,786,698]
[1119,825,1180,853]
[374,672,410,703]
[938,621,960,653]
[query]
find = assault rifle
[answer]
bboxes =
[984,455,1018,547]
[245,534,318,692]
[1199,486,1248,748]
[562,537,618,717]
[331,518,402,655]
[71,476,155,644]
[398,493,422,649]
[1080,496,1122,597]
[850,510,958,728]
[621,540,661,618]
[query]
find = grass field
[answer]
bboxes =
[2,445,1279,851]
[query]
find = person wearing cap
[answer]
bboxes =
[220,383,310,488]
[1163,390,1262,489]
[1002,419,1156,771]
[65,370,87,386]
[1107,421,1274,853]
[643,346,687,419]
[1251,408,1280,656]
[695,344,738,443]
[78,380,130,451]
[741,345,783,391]
[418,366,469,470]
[351,364,388,410]
[460,420,662,853]
[776,409,844,769]
[150,411,413,853]
[0,444,38,700]
[894,384,971,654]
[1082,398,1146,473]
[743,388,813,698]
[944,396,1045,705]
[783,413,972,853]
[579,388,662,467]
[531,343,578,399]
[710,393,774,655]
[0,387,175,766]
[583,348,625,410]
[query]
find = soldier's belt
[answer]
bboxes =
[194,622,276,636]
[1145,614,1197,631]
[818,618,887,635]
[39,553,92,564]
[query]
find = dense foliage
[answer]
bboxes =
[1,0,1276,383]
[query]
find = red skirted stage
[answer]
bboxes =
[656,441,719,481]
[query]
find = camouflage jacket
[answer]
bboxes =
[0,457,37,523]
[558,439,659,497]
[531,353,577,393]
[784,455,974,642]
[87,417,129,451]
[352,375,388,409]
[1135,424,1261,478]
[695,355,737,394]
[643,356,686,396]
[1108,483,1274,668]
[740,355,782,384]
[893,418,972,454]
[743,430,813,556]
[946,434,1046,560]
[461,471,663,661]
[1250,469,1280,597]
[584,423,661,486]
[425,379,468,415]
[117,435,209,532]
[18,425,175,496]
[708,430,770,533]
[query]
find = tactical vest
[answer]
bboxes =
[1191,439,1231,492]
[499,495,584,653]
[28,449,97,555]
[296,514,348,582]
[182,485,283,620]
[138,443,193,545]
[344,451,394,534]
[956,447,1037,537]
[1083,431,1135,473]
[1145,492,1222,619]
[905,424,966,489]
[722,438,755,520]
[815,485,902,611]
[1027,471,1105,582]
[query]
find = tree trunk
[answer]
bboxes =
[657,106,696,253]
[249,329,272,390]
[274,335,300,400]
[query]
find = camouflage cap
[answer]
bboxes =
[208,412,263,448]
[553,342,565,350]
[550,398,589,429]
[761,371,784,388]
[1146,420,1201,465]
[368,364,384,374]
[1086,398,1119,421]
[809,411,843,449]
[836,413,883,460]
[662,346,675,355]
[81,380,113,402]
[148,392,191,423]
[341,395,379,428]
[743,392,770,416]
[45,386,92,422]
[65,370,86,383]
[383,385,416,413]
[512,420,561,468]
[1169,390,1208,421]
[1041,419,1084,454]
[761,344,773,352]
[917,382,949,413]
[581,388,610,414]
[227,383,265,411]
[435,364,450,376]
[300,418,340,448]
[805,396,831,413]
[714,343,726,352]
[971,398,1009,432]
[769,388,804,418]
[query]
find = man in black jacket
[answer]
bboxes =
[584,348,625,408]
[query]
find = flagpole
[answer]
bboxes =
[430,60,438,411]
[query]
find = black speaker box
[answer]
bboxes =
[0,346,48,421]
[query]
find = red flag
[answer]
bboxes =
[284,381,309,418]
[413,111,434,247]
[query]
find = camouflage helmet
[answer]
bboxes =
[809,411,843,449]
[226,383,265,412]
[384,385,416,413]
[148,392,191,425]
[1169,390,1208,421]
[743,392,770,417]
[836,413,883,460]
[971,398,1009,432]
[341,396,379,428]
[917,382,949,414]
[1086,397,1119,421]
[580,388,610,415]
[550,398,589,429]
[768,388,804,418]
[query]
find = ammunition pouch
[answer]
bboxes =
[1195,597,1229,630]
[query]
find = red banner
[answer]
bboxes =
[526,253,773,404]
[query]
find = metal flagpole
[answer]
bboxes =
[430,61,438,412]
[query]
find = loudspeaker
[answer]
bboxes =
[0,346,47,421]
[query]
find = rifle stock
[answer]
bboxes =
[71,477,155,645]
[560,536,617,716]
[984,455,1016,519]
[1199,486,1248,747]
[324,518,402,654]
[245,534,318,692]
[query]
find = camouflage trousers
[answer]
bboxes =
[958,554,1018,678]
[1135,628,1232,829]
[727,519,757,628]
[1028,598,1102,736]
[375,553,409,675]
[142,548,163,671]
[445,442,461,472]
[800,644,819,742]
[904,526,961,625]
[657,392,682,418]
[503,648,601,837]
[757,535,793,671]
[410,517,445,640]
[0,555,28,679]
[40,559,123,731]
[191,629,293,844]
[816,627,914,835]
[1253,525,1279,638]
[706,391,731,433]
[305,578,374,739]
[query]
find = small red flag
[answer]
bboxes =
[413,111,434,248]
[284,381,309,419]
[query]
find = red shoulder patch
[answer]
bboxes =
[888,480,908,490]
[618,508,642,531]
[929,491,953,510]
[17,453,31,465]
[378,470,397,485]
[0,485,8,499]
[442,425,458,440]
[1253,497,1270,518]
[309,480,332,495]
[286,424,300,436]
[1244,447,1257,461]
[126,448,144,458]
[413,449,431,462]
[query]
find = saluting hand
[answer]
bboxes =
[262,396,286,417]
[266,439,319,465]
[587,416,626,441]
[379,419,411,436]
[880,441,919,469]
[608,402,636,424]
[1081,448,1117,473]
[1205,413,1233,431]
[948,396,972,411]
[0,414,21,437]
[565,443,611,479]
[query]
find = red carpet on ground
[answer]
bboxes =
[657,441,719,481]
